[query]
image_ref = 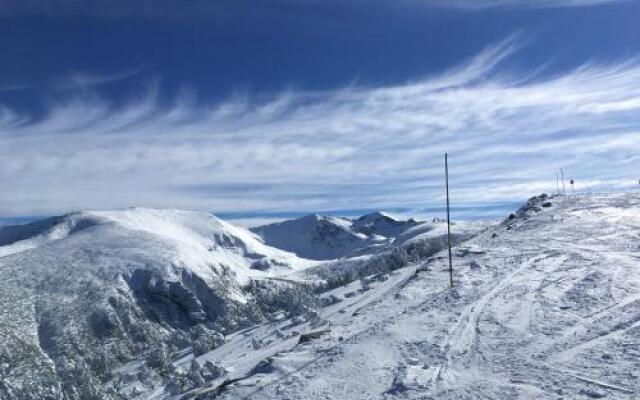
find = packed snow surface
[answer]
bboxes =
[209,194,640,399]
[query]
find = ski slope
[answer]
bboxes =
[206,193,640,400]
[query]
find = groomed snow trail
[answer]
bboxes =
[211,194,640,400]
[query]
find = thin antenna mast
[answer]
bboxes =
[561,169,566,197]
[445,153,453,288]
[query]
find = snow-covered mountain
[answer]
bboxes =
[250,211,475,260]
[0,208,318,399]
[351,211,419,238]
[251,214,377,260]
[9,194,638,400]
[0,207,485,399]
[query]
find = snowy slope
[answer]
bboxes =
[250,214,377,260]
[0,208,318,399]
[250,212,477,260]
[186,193,639,400]
[8,194,637,400]
[351,211,419,238]
[0,208,315,279]
[0,206,489,400]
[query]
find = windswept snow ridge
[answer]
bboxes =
[0,207,483,399]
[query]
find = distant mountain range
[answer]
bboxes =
[250,211,475,260]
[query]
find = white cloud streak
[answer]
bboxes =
[0,83,29,92]
[54,66,145,90]
[424,0,626,9]
[1,37,639,218]
[0,0,626,19]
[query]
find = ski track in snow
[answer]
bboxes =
[208,194,640,400]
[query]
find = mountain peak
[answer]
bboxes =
[355,211,397,223]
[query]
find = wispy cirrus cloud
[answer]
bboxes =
[55,66,145,90]
[424,0,626,10]
[0,0,626,18]
[0,36,639,220]
[0,83,29,92]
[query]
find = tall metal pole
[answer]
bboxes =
[445,153,453,288]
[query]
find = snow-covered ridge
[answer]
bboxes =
[0,208,314,278]
[0,206,487,399]
[250,213,376,260]
[0,208,321,399]
[0,212,102,257]
[251,211,479,260]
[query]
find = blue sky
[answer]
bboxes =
[1,0,639,225]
